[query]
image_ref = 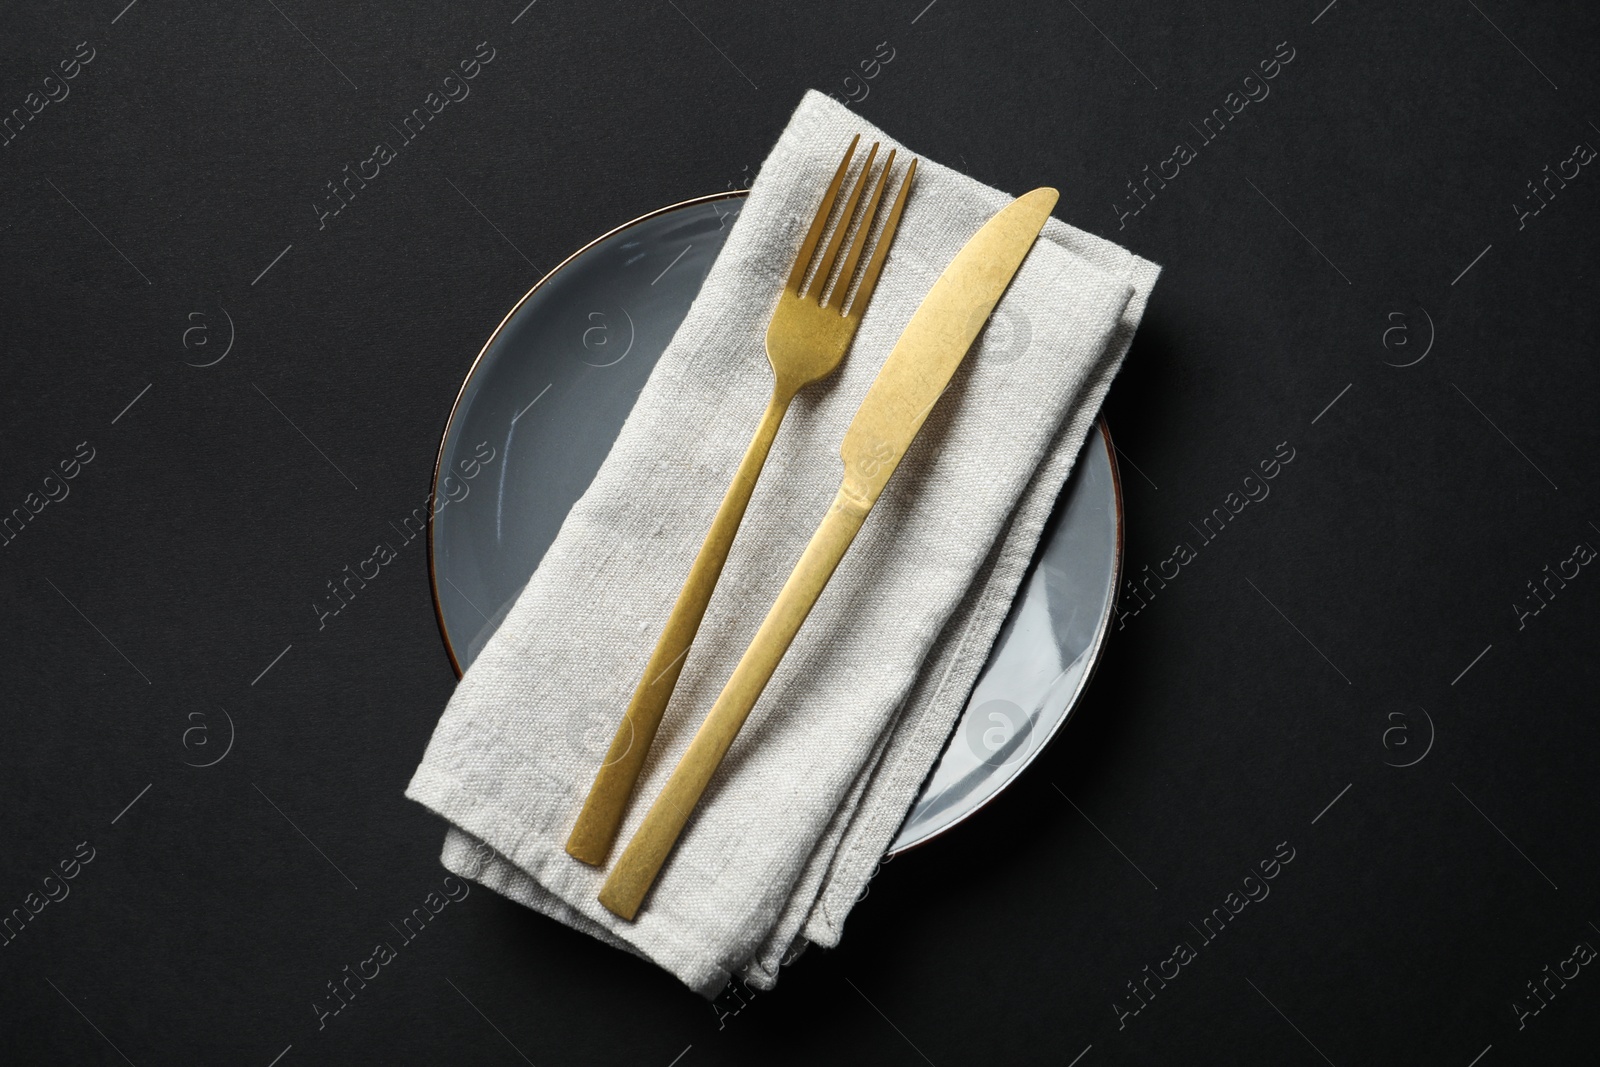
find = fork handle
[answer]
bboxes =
[566,386,797,865]
[598,484,870,920]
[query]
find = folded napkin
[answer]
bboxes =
[406,89,1159,996]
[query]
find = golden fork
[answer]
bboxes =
[565,136,918,865]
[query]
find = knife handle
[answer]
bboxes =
[566,387,795,866]
[598,483,871,920]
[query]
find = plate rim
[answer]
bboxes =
[424,190,1126,856]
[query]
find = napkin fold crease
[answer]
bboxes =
[406,90,1159,996]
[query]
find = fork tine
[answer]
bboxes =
[831,148,896,314]
[784,135,859,294]
[807,142,878,302]
[844,157,916,321]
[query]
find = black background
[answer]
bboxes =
[2,1,1597,1064]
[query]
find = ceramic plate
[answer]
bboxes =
[428,192,1123,855]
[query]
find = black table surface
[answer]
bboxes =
[3,1,1597,1063]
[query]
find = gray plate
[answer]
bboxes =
[428,192,1123,856]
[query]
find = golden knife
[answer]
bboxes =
[598,187,1060,920]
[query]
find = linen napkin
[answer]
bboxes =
[406,89,1159,996]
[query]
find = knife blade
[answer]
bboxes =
[838,185,1059,506]
[598,187,1059,920]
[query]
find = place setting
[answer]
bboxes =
[409,90,1159,996]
